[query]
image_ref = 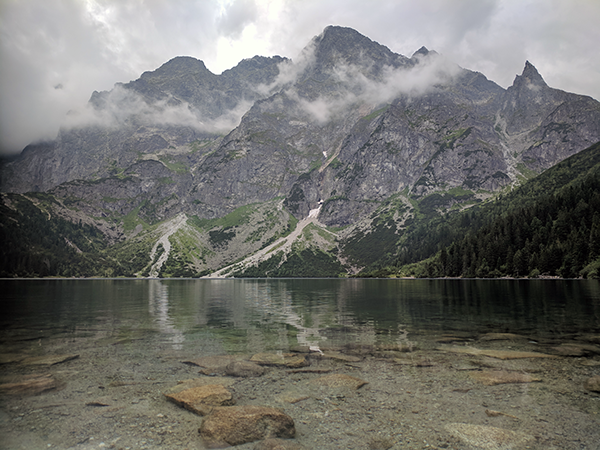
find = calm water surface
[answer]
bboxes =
[2,278,599,352]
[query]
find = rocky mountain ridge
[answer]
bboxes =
[2,25,600,277]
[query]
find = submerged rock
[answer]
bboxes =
[577,334,600,345]
[551,343,600,357]
[394,357,435,368]
[164,383,234,416]
[445,423,535,449]
[250,353,308,368]
[485,409,519,420]
[310,373,368,390]
[435,336,472,344]
[199,405,295,447]
[580,359,600,367]
[441,346,556,360]
[366,436,395,450]
[320,351,363,362]
[478,333,528,341]
[0,373,57,395]
[20,354,79,366]
[584,375,600,392]
[182,355,246,375]
[277,391,311,404]
[254,438,306,449]
[225,361,265,377]
[469,370,541,386]
[289,345,312,354]
[0,353,26,364]
[167,377,235,388]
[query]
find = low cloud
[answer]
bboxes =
[1,0,598,156]
[254,38,319,96]
[63,84,251,135]
[64,43,462,136]
[283,50,462,124]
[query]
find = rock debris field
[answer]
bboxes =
[1,330,599,450]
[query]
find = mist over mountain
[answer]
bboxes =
[2,26,600,278]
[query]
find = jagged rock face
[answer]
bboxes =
[297,25,412,88]
[497,61,600,172]
[502,61,555,135]
[519,96,600,171]
[1,55,286,193]
[50,159,192,223]
[119,55,286,120]
[2,26,600,229]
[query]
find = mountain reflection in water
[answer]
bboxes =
[3,279,599,352]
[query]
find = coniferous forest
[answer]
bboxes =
[360,141,600,279]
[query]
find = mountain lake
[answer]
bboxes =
[1,278,599,449]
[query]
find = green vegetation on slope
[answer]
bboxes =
[0,194,114,277]
[359,141,600,279]
[233,248,345,278]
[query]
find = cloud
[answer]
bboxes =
[217,0,259,39]
[254,37,319,96]
[1,0,599,156]
[283,50,462,124]
[63,84,252,135]
[0,0,225,156]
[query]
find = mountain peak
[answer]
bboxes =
[411,46,439,62]
[412,46,430,57]
[512,60,548,89]
[303,26,410,76]
[319,25,385,44]
[156,56,209,73]
[313,25,384,56]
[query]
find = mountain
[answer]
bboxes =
[1,54,286,193]
[1,26,600,278]
[374,140,600,279]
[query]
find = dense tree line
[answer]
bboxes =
[0,194,137,277]
[235,248,345,278]
[401,175,600,278]
[361,141,600,279]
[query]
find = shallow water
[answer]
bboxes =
[3,278,598,349]
[1,278,599,449]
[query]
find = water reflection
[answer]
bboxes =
[2,279,599,353]
[139,278,600,353]
[148,280,184,349]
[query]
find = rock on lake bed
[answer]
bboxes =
[0,333,599,449]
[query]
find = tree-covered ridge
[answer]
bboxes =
[0,194,113,277]
[365,140,600,279]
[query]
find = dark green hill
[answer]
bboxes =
[362,140,600,278]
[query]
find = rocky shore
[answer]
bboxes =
[1,331,599,449]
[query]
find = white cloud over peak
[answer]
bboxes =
[286,52,462,125]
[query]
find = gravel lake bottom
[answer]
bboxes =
[1,328,599,450]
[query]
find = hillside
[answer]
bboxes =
[362,141,600,279]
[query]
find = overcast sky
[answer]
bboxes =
[1,0,599,156]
